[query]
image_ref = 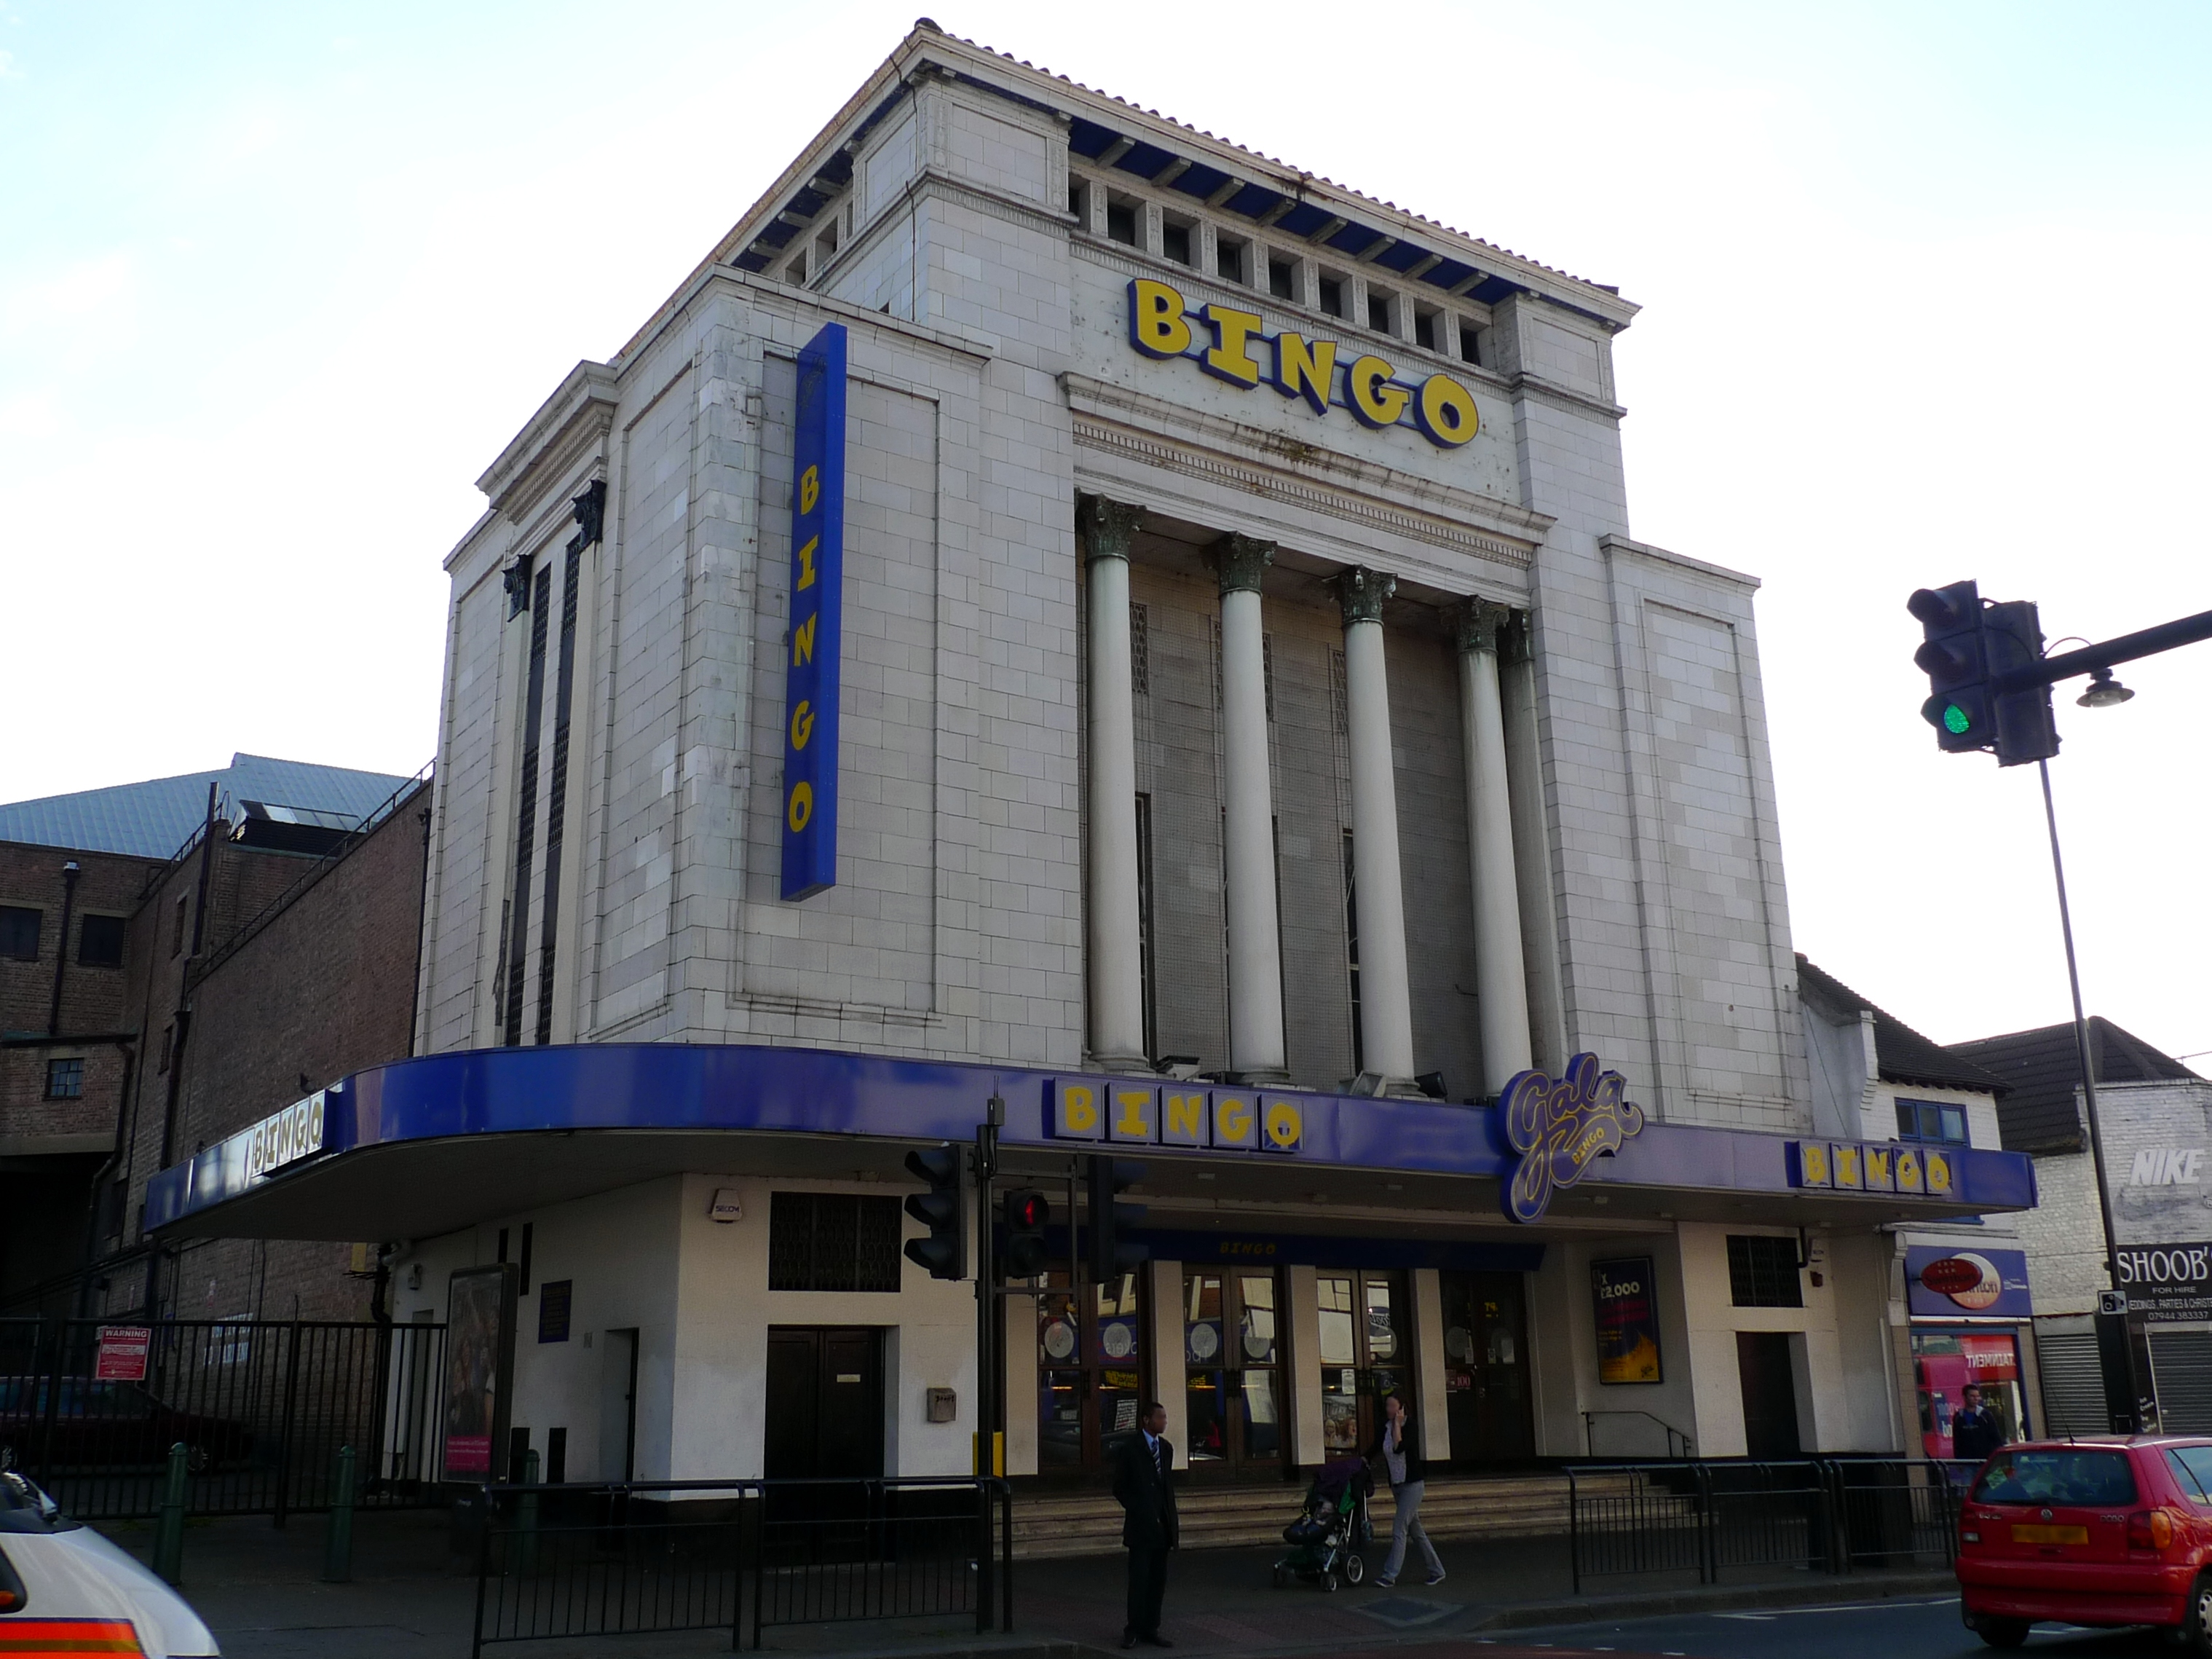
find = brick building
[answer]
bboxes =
[151,24,2039,1490]
[0,755,422,1318]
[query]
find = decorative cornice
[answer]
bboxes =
[476,362,620,520]
[1335,566,1396,626]
[1076,494,1146,564]
[1213,533,1275,595]
[1454,596,1514,655]
[1067,413,1536,575]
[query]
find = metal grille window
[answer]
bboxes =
[0,906,40,961]
[1129,603,1149,696]
[1896,1098,1969,1145]
[1726,1234,1804,1308]
[44,1057,84,1100]
[78,913,125,968]
[768,1193,903,1293]
[1135,793,1158,1062]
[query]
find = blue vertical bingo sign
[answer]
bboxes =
[781,323,847,900]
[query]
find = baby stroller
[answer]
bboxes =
[1271,1454,1372,1591]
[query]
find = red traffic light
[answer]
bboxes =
[1005,1190,1050,1232]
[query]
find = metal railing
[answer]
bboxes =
[1568,1458,1976,1592]
[1582,1408,1695,1459]
[0,1318,447,1521]
[470,1477,1014,1655]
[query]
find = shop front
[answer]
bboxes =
[1904,1243,2036,1459]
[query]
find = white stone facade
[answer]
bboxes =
[416,27,1808,1127]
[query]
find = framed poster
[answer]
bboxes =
[1592,1256,1663,1385]
[444,1264,518,1483]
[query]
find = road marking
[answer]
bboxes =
[1713,1596,1959,1619]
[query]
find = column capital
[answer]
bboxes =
[1334,565,1397,626]
[1454,596,1514,655]
[1077,494,1147,564]
[1212,533,1276,595]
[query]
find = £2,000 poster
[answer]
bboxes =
[1592,1256,1663,1384]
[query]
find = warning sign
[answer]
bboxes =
[94,1326,151,1382]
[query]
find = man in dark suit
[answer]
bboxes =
[1112,1400,1177,1648]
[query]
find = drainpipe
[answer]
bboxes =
[157,784,221,1171]
[47,861,80,1036]
[406,797,432,1056]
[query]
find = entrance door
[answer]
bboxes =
[765,1328,885,1479]
[1181,1267,1284,1477]
[1035,1271,1146,1475]
[1439,1272,1533,1462]
[1316,1270,1407,1457]
[599,1327,639,1483]
[1736,1331,1801,1459]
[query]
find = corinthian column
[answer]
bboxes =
[1214,534,1287,1082]
[1336,567,1417,1086]
[1456,598,1533,1093]
[1079,494,1150,1071]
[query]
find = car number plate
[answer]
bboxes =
[2010,1524,2089,1544]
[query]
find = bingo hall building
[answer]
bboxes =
[148,23,2036,1494]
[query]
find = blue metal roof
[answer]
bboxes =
[0,753,414,861]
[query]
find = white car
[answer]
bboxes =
[0,1470,217,1657]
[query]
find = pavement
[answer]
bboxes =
[92,1508,1969,1659]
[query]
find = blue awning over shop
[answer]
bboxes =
[143,1043,2039,1242]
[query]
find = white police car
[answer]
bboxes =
[0,1468,217,1656]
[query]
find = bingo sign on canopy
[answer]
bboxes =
[2117,1243,2212,1316]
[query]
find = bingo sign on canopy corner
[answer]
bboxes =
[781,322,848,902]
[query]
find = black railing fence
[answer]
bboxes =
[470,1478,1014,1656]
[0,1318,447,1521]
[1568,1458,1977,1591]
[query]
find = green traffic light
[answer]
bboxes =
[1943,704,1971,735]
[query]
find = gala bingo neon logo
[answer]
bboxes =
[1125,279,1481,450]
[1496,1052,1645,1223]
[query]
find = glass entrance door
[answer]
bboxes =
[1439,1271,1533,1462]
[1316,1270,1407,1457]
[1182,1268,1283,1476]
[1036,1271,1146,1474]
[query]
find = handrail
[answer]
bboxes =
[1581,1408,1694,1459]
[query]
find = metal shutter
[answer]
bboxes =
[2151,1331,2212,1433]
[2035,1331,2109,1435]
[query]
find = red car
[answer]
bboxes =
[1956,1436,2212,1650]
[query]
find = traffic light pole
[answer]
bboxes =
[973,1095,1001,1477]
[2037,761,2149,1431]
[1994,607,2212,695]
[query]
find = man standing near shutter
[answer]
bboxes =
[1113,1400,1177,1647]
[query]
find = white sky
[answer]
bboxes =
[3,1,2205,1060]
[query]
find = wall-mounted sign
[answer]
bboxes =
[1592,1257,1662,1384]
[781,321,848,901]
[1126,279,1482,450]
[94,1326,151,1383]
[244,1091,325,1181]
[1905,1245,2032,1319]
[2131,1148,2205,1186]
[1497,1052,1645,1223]
[1045,1078,1303,1154]
[2114,1242,2212,1317]
[537,1280,573,1344]
[1789,1140,1956,1197]
[443,1264,518,1483]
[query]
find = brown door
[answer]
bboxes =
[1316,1269,1408,1458]
[1736,1331,1801,1459]
[765,1327,885,1479]
[1181,1267,1284,1477]
[1441,1272,1533,1462]
[1035,1271,1147,1474]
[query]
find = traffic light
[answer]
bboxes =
[1908,580,1994,753]
[1001,1189,1051,1280]
[1086,1156,1150,1282]
[1984,599,2060,767]
[903,1144,967,1282]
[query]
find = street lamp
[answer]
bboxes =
[2077,668,2135,708]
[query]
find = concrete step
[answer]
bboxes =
[1011,1472,1630,1559]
